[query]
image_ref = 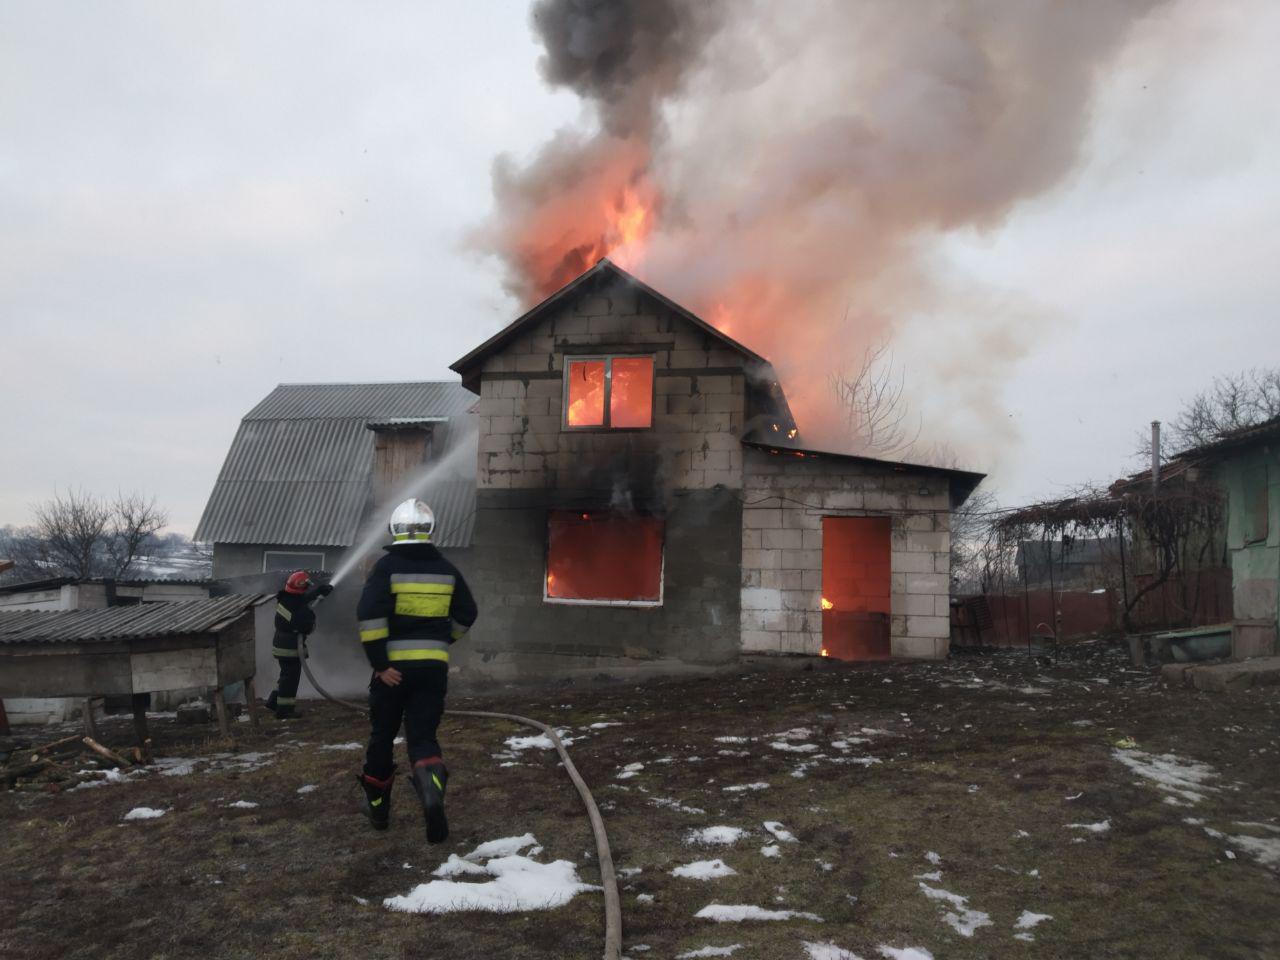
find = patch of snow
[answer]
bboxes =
[760,844,781,858]
[636,893,655,904]
[924,851,942,865]
[1226,833,1280,867]
[770,741,820,754]
[772,727,813,740]
[675,946,742,958]
[589,722,623,729]
[714,736,750,744]
[763,821,798,843]
[878,947,934,960]
[505,731,574,752]
[687,826,745,846]
[463,834,538,861]
[672,859,738,880]
[227,800,258,809]
[695,903,822,922]
[319,742,363,751]
[296,784,318,794]
[1067,820,1111,834]
[913,871,942,882]
[122,807,167,821]
[352,895,369,905]
[651,797,706,816]
[385,853,593,914]
[617,763,644,780]
[432,855,491,878]
[803,942,863,959]
[617,867,642,878]
[1113,749,1217,804]
[1017,911,1052,929]
[723,782,769,793]
[917,883,992,937]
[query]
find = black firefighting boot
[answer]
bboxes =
[410,760,448,844]
[358,766,396,831]
[273,698,299,720]
[265,690,278,712]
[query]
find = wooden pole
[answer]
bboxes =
[244,677,260,729]
[82,699,99,740]
[131,694,150,749]
[212,687,231,741]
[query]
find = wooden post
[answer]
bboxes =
[131,694,150,748]
[82,698,99,740]
[212,687,231,741]
[244,677,260,729]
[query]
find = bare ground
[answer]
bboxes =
[2,643,1279,960]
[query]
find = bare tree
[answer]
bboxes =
[1139,367,1280,457]
[7,490,169,581]
[104,492,168,577]
[829,342,920,459]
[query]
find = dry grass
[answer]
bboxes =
[3,643,1279,960]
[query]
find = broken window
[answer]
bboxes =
[1242,465,1269,544]
[564,356,653,429]
[545,511,664,604]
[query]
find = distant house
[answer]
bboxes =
[1180,415,1279,653]
[195,382,475,578]
[194,382,476,692]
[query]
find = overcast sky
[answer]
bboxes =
[2,1,1277,534]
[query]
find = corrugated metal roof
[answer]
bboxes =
[195,381,476,547]
[423,480,476,549]
[0,595,264,645]
[246,382,474,421]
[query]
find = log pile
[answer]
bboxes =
[1,734,149,792]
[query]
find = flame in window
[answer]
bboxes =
[821,597,834,610]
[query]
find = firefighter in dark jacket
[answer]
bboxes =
[356,498,477,843]
[265,570,332,719]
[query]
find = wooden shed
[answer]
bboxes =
[0,595,266,739]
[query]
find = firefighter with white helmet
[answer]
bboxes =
[355,497,478,843]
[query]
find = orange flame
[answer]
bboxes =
[820,647,829,657]
[821,597,834,611]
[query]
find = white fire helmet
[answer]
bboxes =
[388,498,435,544]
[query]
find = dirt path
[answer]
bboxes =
[3,643,1278,960]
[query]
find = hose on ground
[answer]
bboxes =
[297,641,623,960]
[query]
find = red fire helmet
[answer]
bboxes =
[284,570,312,595]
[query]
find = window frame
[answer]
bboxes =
[262,550,326,574]
[561,353,656,432]
[542,511,666,608]
[1242,465,1270,545]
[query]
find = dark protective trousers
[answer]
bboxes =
[363,666,447,779]
[273,657,302,707]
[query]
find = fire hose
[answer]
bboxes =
[296,634,623,960]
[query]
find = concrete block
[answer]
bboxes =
[762,528,803,551]
[742,549,781,570]
[906,531,950,553]
[744,509,783,529]
[493,380,527,400]
[933,553,951,575]
[903,594,936,617]
[741,629,781,653]
[741,587,784,611]
[490,416,521,435]
[691,413,732,433]
[907,615,951,639]
[1160,663,1195,687]
[801,529,823,551]
[705,394,740,413]
[781,549,823,570]
[694,375,733,395]
[1189,657,1280,692]
[527,415,560,435]
[892,552,934,574]
[904,514,936,532]
[670,350,709,368]
[521,397,550,417]
[906,573,948,595]
[667,394,706,415]
[655,413,695,433]
[527,379,562,398]
[783,590,820,612]
[935,595,952,617]
[892,635,943,660]
[742,529,762,550]
[801,569,823,591]
[552,315,590,335]
[575,296,611,316]
[656,375,692,395]
[586,315,631,335]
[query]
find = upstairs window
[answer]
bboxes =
[564,356,654,429]
[1243,465,1270,545]
[545,511,664,605]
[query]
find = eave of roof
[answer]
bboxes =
[741,439,986,505]
[449,258,769,392]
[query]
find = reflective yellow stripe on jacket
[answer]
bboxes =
[359,617,390,643]
[390,573,455,619]
[385,639,451,663]
[276,603,293,621]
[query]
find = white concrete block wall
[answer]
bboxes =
[740,449,953,660]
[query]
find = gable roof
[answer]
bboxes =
[195,382,475,549]
[450,258,769,393]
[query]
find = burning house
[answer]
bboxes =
[447,259,983,681]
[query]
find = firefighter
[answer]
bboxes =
[265,570,332,719]
[355,498,477,843]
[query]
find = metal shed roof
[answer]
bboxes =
[0,595,264,645]
[195,382,476,548]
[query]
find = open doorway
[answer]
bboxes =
[821,517,892,660]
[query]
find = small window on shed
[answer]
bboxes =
[1242,465,1269,544]
[564,356,654,429]
[263,550,326,573]
[545,511,664,605]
